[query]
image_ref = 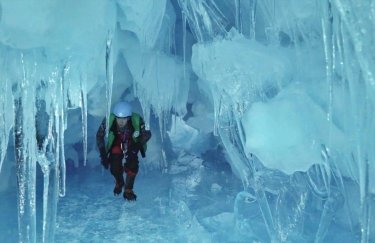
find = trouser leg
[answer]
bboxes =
[124,172,137,200]
[124,166,138,191]
[123,154,139,200]
[109,154,124,187]
[124,159,139,190]
[125,172,136,190]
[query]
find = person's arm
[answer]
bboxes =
[140,117,146,134]
[138,117,151,158]
[96,117,107,161]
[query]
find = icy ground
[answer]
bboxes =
[0,156,362,243]
[53,166,360,243]
[55,160,243,243]
[0,158,362,243]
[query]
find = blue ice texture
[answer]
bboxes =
[0,0,374,242]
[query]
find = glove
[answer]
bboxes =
[139,130,151,145]
[133,131,140,139]
[101,155,109,170]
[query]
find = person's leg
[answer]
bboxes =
[123,151,139,200]
[109,153,124,195]
[125,169,137,189]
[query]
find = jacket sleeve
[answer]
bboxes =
[139,117,151,158]
[96,117,107,158]
[140,117,146,133]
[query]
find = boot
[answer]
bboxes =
[124,189,137,201]
[123,173,137,201]
[113,179,124,195]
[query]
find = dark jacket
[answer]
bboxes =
[96,113,148,159]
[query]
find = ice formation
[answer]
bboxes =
[0,0,374,242]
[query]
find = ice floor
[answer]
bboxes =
[0,160,362,243]
[56,170,203,242]
[54,162,243,243]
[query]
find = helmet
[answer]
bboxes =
[113,101,132,117]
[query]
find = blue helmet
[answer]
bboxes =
[113,101,132,118]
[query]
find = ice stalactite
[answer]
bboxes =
[2,47,90,242]
[315,4,339,241]
[33,57,95,242]
[105,31,114,137]
[35,65,67,243]
[234,0,241,32]
[121,40,189,172]
[182,11,187,84]
[37,139,58,243]
[15,97,37,243]
[36,81,56,243]
[0,77,13,173]
[177,0,228,42]
[250,0,257,40]
[57,68,67,198]
[14,53,38,243]
[37,146,54,243]
[326,1,375,241]
[80,75,88,166]
[321,0,334,125]
[43,68,69,242]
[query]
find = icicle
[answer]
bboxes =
[35,95,51,243]
[40,106,59,243]
[160,148,168,173]
[257,0,279,44]
[333,0,375,87]
[182,11,187,85]
[105,31,114,134]
[318,9,336,242]
[234,0,240,31]
[59,111,66,198]
[0,77,13,173]
[39,153,50,243]
[213,93,223,137]
[330,2,375,241]
[34,74,60,243]
[360,156,370,243]
[15,97,37,243]
[234,114,246,153]
[14,52,38,243]
[56,71,66,197]
[250,0,257,40]
[80,76,87,166]
[158,110,166,142]
[321,0,334,126]
[177,0,228,42]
